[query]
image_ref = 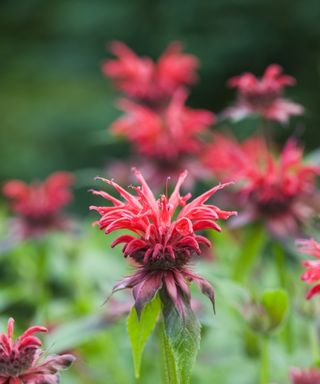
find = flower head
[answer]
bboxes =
[297,238,320,299]
[112,88,214,161]
[0,318,75,384]
[202,134,320,236]
[290,367,320,384]
[90,169,236,317]
[102,41,198,103]
[225,64,304,123]
[3,172,74,238]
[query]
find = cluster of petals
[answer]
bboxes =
[297,238,320,299]
[90,169,236,317]
[290,367,320,384]
[102,41,198,103]
[3,172,74,238]
[0,318,75,384]
[111,88,215,160]
[202,134,320,236]
[225,64,304,123]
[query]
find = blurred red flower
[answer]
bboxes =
[90,169,236,317]
[290,367,320,384]
[102,41,198,103]
[297,238,320,299]
[203,134,320,236]
[111,88,215,161]
[3,172,74,238]
[0,318,75,384]
[225,64,304,123]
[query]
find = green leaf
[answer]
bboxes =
[159,320,179,384]
[127,295,161,378]
[260,289,289,333]
[162,301,201,384]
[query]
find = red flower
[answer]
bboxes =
[0,318,75,384]
[297,238,320,299]
[102,41,198,103]
[225,64,304,123]
[111,88,214,161]
[3,172,74,238]
[202,134,320,236]
[290,367,320,384]
[90,169,236,317]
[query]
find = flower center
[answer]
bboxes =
[0,348,36,377]
[242,88,280,108]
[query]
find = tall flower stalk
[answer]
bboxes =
[91,169,236,381]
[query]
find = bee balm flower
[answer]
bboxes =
[90,169,236,317]
[3,172,74,239]
[297,238,320,299]
[203,134,320,237]
[102,41,198,104]
[225,64,304,123]
[112,88,215,161]
[0,318,75,384]
[290,367,320,384]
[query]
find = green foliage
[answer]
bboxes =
[162,300,201,384]
[127,295,161,378]
[260,289,289,334]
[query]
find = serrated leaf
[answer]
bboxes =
[261,289,289,333]
[162,301,201,384]
[127,295,161,378]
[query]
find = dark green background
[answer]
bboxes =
[1,0,320,191]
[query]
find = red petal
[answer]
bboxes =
[306,284,320,300]
[111,235,136,248]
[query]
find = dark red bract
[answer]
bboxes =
[90,169,236,317]
[225,64,304,123]
[0,318,75,384]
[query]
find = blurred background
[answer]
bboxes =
[1,0,320,213]
[1,2,320,383]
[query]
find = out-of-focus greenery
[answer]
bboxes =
[0,219,316,383]
[1,0,320,213]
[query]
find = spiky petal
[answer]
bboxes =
[91,169,236,317]
[0,318,75,383]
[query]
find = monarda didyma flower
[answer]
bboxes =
[297,238,320,299]
[111,88,215,161]
[202,134,320,237]
[289,367,320,384]
[0,318,75,384]
[3,172,74,239]
[90,169,236,317]
[102,41,198,104]
[225,64,304,123]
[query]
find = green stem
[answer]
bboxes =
[158,320,179,384]
[233,224,265,284]
[36,239,50,320]
[260,117,273,150]
[310,320,320,364]
[260,336,269,384]
[273,243,293,353]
